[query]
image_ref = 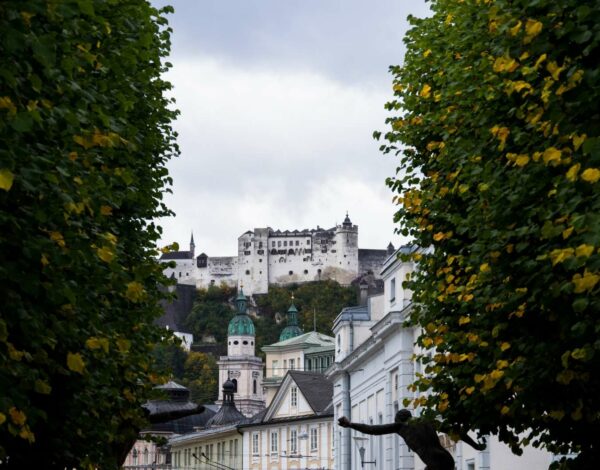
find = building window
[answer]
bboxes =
[290,429,298,454]
[278,241,281,247]
[258,241,263,248]
[289,358,295,370]
[232,378,238,392]
[310,427,318,451]
[307,239,311,245]
[289,270,293,275]
[271,431,278,453]
[283,359,287,370]
[253,379,257,394]
[390,277,396,302]
[272,360,279,376]
[291,386,298,406]
[284,240,288,247]
[143,448,149,464]
[296,240,299,246]
[252,433,259,455]
[132,449,138,465]
[245,269,250,275]
[467,460,475,470]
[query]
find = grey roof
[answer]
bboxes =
[288,370,333,414]
[205,401,246,427]
[160,250,193,260]
[335,305,370,323]
[262,331,334,350]
[145,406,215,434]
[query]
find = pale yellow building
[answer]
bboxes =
[241,370,334,470]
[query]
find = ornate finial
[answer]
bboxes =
[291,292,295,301]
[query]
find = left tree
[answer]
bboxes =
[0,1,179,467]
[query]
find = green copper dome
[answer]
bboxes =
[228,288,255,336]
[279,301,303,341]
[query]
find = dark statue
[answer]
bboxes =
[338,409,486,470]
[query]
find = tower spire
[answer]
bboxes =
[190,231,195,257]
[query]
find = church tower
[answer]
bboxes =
[279,296,303,342]
[216,287,265,417]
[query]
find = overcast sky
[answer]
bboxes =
[153,0,430,256]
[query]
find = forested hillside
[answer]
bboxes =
[153,281,358,404]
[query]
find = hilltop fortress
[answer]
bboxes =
[160,213,394,296]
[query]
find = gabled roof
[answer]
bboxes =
[289,371,333,414]
[261,371,333,423]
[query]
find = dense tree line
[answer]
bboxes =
[0,1,178,467]
[380,0,600,467]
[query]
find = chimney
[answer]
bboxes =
[359,279,369,306]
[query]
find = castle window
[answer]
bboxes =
[306,239,311,245]
[296,240,299,246]
[210,280,215,285]
[279,257,285,263]
[253,379,257,394]
[245,270,250,275]
[304,269,308,275]
[259,259,262,262]
[278,241,281,247]
[272,241,275,247]
[243,340,248,345]
[289,271,293,276]
[178,272,181,277]
[232,379,238,392]
[234,340,239,345]
[244,250,251,255]
[258,242,263,248]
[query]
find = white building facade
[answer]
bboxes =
[328,248,554,470]
[160,215,393,296]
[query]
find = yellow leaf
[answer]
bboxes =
[490,369,504,380]
[0,96,17,115]
[34,379,52,395]
[493,56,518,73]
[534,53,547,69]
[501,405,510,415]
[572,134,586,151]
[546,61,564,81]
[465,386,475,395]
[0,413,5,425]
[9,407,26,425]
[500,342,511,351]
[566,163,581,181]
[96,246,114,263]
[480,263,490,273]
[40,254,49,267]
[542,147,561,165]
[524,19,543,41]
[581,168,600,183]
[550,248,574,265]
[0,169,15,191]
[67,352,85,374]
[514,155,530,167]
[433,232,445,241]
[549,410,565,420]
[509,21,522,36]
[562,227,574,239]
[575,244,594,258]
[458,316,471,325]
[49,231,66,248]
[125,281,145,302]
[420,84,432,99]
[423,49,432,58]
[496,360,509,369]
[572,270,600,293]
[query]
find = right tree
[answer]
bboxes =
[380,0,599,466]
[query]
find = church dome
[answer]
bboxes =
[228,287,255,336]
[279,301,303,341]
[228,313,255,336]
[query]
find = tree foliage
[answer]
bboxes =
[185,284,237,344]
[180,352,218,405]
[255,281,358,338]
[381,0,600,465]
[0,1,178,467]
